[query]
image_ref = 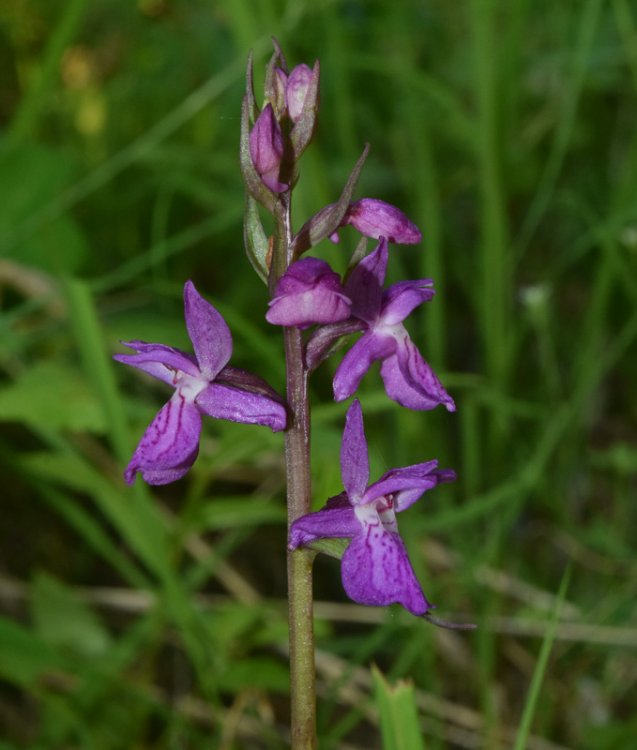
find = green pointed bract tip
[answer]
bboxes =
[290,143,370,257]
[264,38,288,117]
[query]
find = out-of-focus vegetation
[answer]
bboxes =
[1,0,636,747]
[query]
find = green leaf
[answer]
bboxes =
[0,143,88,272]
[372,666,426,750]
[0,362,106,433]
[31,572,112,659]
[187,497,285,532]
[0,616,63,687]
[219,657,289,694]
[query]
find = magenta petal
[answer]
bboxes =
[393,468,456,512]
[266,258,351,328]
[343,198,422,244]
[183,281,232,380]
[380,335,456,412]
[288,494,358,549]
[340,400,369,502]
[124,393,202,485]
[195,382,287,431]
[344,238,388,323]
[333,331,396,402]
[363,461,442,505]
[341,525,432,615]
[380,280,435,325]
[135,446,199,485]
[114,342,199,384]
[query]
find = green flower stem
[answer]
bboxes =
[272,195,317,749]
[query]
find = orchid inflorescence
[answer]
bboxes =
[115,40,462,622]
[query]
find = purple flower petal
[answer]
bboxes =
[380,333,456,411]
[380,280,435,326]
[124,393,202,485]
[288,493,358,548]
[393,468,456,511]
[342,199,422,244]
[333,330,396,402]
[114,342,199,385]
[362,461,442,505]
[134,446,200,485]
[266,258,351,328]
[340,400,369,502]
[195,382,287,432]
[341,519,432,615]
[344,238,388,323]
[183,281,233,380]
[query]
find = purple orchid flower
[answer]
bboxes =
[266,257,351,329]
[289,400,455,615]
[329,198,422,245]
[306,238,456,411]
[114,281,287,485]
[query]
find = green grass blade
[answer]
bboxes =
[372,665,426,750]
[513,567,572,750]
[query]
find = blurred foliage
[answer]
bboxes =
[1,0,636,748]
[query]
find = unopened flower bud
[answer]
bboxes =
[286,64,314,123]
[249,104,287,193]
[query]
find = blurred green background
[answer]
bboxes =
[1,0,636,748]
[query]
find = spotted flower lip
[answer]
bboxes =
[289,400,455,615]
[306,238,456,412]
[114,281,287,485]
[266,257,351,329]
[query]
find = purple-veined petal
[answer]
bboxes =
[135,446,199,485]
[288,493,358,549]
[340,400,369,502]
[393,468,456,511]
[380,280,435,326]
[344,238,388,324]
[341,506,432,615]
[305,319,365,371]
[266,258,351,328]
[183,281,232,380]
[380,332,456,412]
[195,382,287,432]
[332,330,396,402]
[114,341,199,385]
[124,392,202,485]
[362,460,441,505]
[342,198,422,244]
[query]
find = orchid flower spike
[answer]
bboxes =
[306,238,456,411]
[289,400,455,615]
[114,281,287,485]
